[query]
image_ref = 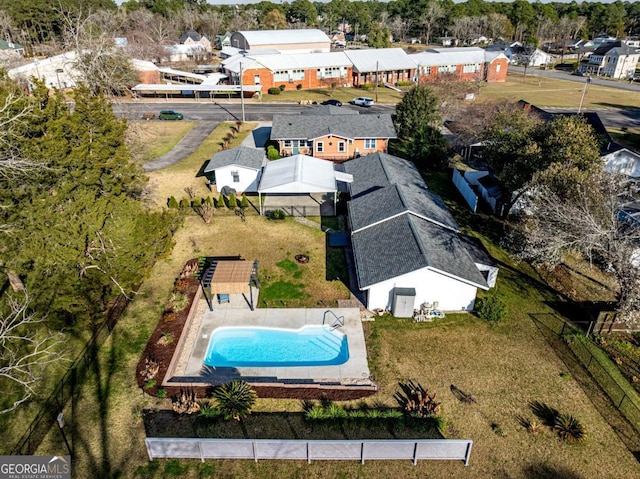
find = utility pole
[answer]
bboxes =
[375,60,379,102]
[239,61,245,123]
[578,76,591,114]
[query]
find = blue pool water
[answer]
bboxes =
[204,325,349,368]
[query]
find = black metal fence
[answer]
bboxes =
[531,313,640,436]
[11,294,130,455]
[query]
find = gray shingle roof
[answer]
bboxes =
[348,183,459,233]
[300,105,359,116]
[204,146,265,172]
[344,152,425,198]
[271,113,397,141]
[352,215,489,289]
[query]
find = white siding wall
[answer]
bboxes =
[604,150,640,178]
[364,267,480,312]
[215,165,260,192]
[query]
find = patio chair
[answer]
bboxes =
[217,293,230,304]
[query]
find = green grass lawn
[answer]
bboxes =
[32,151,640,478]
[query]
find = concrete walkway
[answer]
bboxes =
[241,121,272,148]
[144,120,218,172]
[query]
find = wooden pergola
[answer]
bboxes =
[197,257,259,311]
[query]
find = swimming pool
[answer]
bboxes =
[204,325,349,368]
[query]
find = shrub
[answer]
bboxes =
[268,209,286,220]
[268,87,281,95]
[554,414,587,442]
[381,409,404,419]
[394,380,440,417]
[240,194,249,209]
[476,294,507,322]
[296,83,302,90]
[266,145,281,160]
[211,380,257,421]
[170,292,189,311]
[305,406,327,420]
[227,192,237,208]
[163,311,176,322]
[172,390,200,414]
[396,80,414,87]
[192,197,201,208]
[205,196,214,207]
[491,422,507,437]
[144,379,156,389]
[216,193,225,208]
[199,402,222,418]
[179,198,190,208]
[279,84,286,91]
[167,196,179,208]
[359,83,375,90]
[157,389,167,398]
[325,403,348,419]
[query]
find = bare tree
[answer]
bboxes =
[514,173,640,325]
[420,1,444,45]
[60,7,138,96]
[0,89,38,179]
[487,13,512,42]
[390,16,413,43]
[0,10,16,42]
[0,294,66,414]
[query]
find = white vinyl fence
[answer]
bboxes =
[452,169,478,212]
[145,438,473,466]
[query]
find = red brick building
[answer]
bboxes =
[409,48,508,83]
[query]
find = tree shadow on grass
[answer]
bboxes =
[522,463,585,479]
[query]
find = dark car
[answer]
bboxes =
[321,99,343,107]
[158,110,184,120]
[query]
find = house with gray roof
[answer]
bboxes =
[204,146,266,193]
[271,110,397,162]
[577,40,640,78]
[344,152,498,314]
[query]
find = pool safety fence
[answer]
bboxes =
[145,438,473,466]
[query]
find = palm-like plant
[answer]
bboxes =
[211,380,257,421]
[554,413,587,442]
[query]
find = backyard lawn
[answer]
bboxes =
[31,124,640,478]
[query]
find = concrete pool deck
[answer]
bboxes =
[166,302,372,387]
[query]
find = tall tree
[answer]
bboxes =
[394,84,441,140]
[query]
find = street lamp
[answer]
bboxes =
[578,76,592,114]
[239,61,245,123]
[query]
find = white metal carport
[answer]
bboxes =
[257,155,352,216]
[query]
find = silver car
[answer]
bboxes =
[350,97,374,107]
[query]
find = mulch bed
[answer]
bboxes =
[136,260,201,397]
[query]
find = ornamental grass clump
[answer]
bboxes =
[394,380,441,417]
[554,413,587,442]
[211,380,257,421]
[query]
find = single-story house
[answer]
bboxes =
[8,51,78,90]
[164,44,208,62]
[0,39,25,58]
[271,107,397,161]
[345,152,497,313]
[230,29,331,54]
[257,154,353,216]
[204,146,266,193]
[409,47,508,83]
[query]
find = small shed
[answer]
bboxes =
[392,288,416,318]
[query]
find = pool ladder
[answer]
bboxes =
[323,310,344,331]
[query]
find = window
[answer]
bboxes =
[231,171,240,182]
[254,74,260,85]
[463,64,480,73]
[338,141,346,152]
[438,65,456,74]
[421,66,431,76]
[274,70,289,82]
[364,139,376,150]
[496,64,501,72]
[284,139,311,149]
[291,69,305,81]
[316,142,324,153]
[283,140,292,148]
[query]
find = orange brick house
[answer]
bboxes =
[222,52,352,91]
[409,48,508,83]
[271,106,397,162]
[344,48,417,86]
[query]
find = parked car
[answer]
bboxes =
[350,97,374,107]
[158,110,184,120]
[321,99,343,106]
